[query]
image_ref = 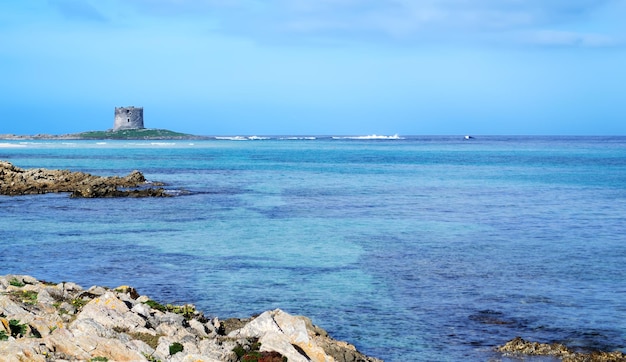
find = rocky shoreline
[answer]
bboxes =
[0,275,382,362]
[497,337,626,362]
[0,161,169,198]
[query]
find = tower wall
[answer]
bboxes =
[114,107,144,131]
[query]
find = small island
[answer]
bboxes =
[77,128,206,140]
[0,129,207,140]
[0,106,208,141]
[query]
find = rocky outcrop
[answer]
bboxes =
[498,337,626,362]
[0,161,169,197]
[0,275,382,362]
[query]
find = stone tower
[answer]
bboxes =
[114,106,144,131]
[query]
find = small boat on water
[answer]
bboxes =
[464,135,473,140]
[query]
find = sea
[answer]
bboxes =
[1,135,625,361]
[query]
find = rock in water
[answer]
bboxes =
[497,337,626,362]
[0,161,168,197]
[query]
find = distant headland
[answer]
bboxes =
[0,129,207,140]
[0,106,208,140]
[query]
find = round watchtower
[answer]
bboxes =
[114,106,144,131]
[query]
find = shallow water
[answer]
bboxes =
[1,136,625,361]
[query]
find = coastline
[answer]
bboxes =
[0,134,83,140]
[0,274,382,362]
[0,129,208,141]
[4,274,623,361]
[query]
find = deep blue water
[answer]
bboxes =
[1,136,625,361]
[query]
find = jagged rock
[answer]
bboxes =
[189,318,211,338]
[47,327,146,361]
[197,338,240,361]
[220,317,252,335]
[498,337,626,362]
[61,281,83,294]
[229,310,308,362]
[0,274,382,362]
[157,311,186,327]
[0,338,48,362]
[131,302,152,319]
[228,309,381,362]
[73,291,146,331]
[0,160,169,197]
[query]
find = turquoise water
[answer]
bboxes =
[1,136,625,361]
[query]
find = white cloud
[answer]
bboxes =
[77,0,625,47]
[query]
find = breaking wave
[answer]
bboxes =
[332,134,403,140]
[214,136,270,141]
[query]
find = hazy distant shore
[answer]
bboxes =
[0,133,83,140]
[0,129,208,141]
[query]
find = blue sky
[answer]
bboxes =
[1,0,625,136]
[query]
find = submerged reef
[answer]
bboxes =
[0,161,168,198]
[0,275,381,362]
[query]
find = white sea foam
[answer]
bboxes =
[214,136,270,141]
[215,136,248,141]
[247,136,270,140]
[0,143,26,148]
[333,134,403,140]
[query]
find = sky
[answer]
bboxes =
[1,0,625,136]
